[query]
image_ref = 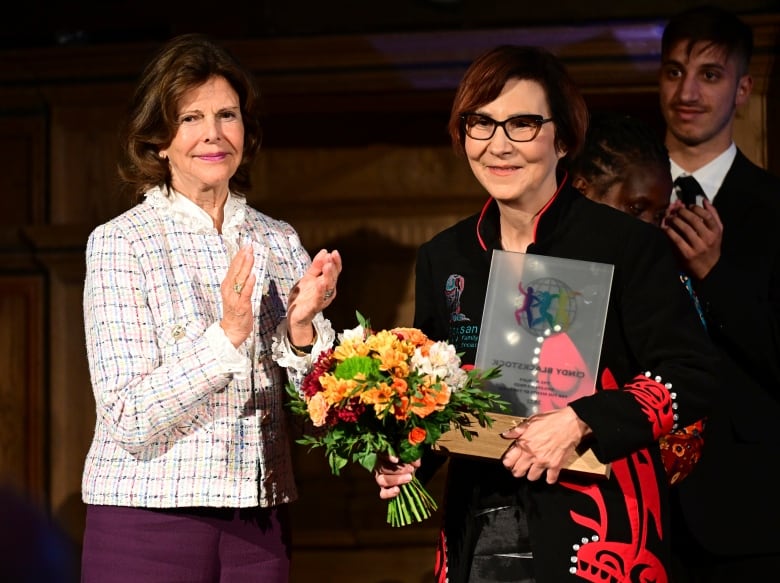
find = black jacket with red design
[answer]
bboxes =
[414,178,719,582]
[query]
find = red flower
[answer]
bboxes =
[302,349,334,397]
[336,399,365,423]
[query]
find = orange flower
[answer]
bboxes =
[360,383,394,406]
[391,377,408,394]
[319,374,359,405]
[307,392,329,427]
[408,427,427,446]
[394,395,411,421]
[360,382,396,419]
[333,338,370,360]
[409,389,439,418]
[433,381,451,407]
[392,327,430,347]
[378,348,408,374]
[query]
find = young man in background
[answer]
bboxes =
[659,5,780,581]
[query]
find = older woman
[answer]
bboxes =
[375,45,718,582]
[80,34,341,582]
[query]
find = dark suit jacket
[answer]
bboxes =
[676,150,780,555]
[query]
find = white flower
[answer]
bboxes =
[339,325,365,343]
[412,342,468,390]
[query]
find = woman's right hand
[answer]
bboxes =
[220,245,256,347]
[286,249,342,346]
[374,455,421,500]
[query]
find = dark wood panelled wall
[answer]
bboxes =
[1,13,778,582]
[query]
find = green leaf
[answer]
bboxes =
[398,441,423,464]
[333,355,379,381]
[328,452,348,476]
[356,311,371,330]
[356,450,377,473]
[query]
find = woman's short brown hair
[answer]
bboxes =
[448,45,588,162]
[119,33,263,202]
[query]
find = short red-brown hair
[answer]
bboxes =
[448,45,588,163]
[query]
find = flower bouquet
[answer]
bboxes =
[286,312,507,527]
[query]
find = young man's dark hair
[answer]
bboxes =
[661,5,753,76]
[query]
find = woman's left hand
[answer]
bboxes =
[501,406,591,484]
[287,249,342,345]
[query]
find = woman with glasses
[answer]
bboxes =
[374,45,718,582]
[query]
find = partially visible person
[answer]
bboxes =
[0,484,78,583]
[80,33,341,583]
[374,45,719,582]
[658,5,780,581]
[568,111,671,227]
[568,111,706,486]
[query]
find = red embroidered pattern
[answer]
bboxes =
[434,528,447,583]
[623,373,674,439]
[561,368,668,582]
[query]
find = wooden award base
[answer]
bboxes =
[433,412,611,478]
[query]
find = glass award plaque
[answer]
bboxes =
[475,251,614,417]
[434,251,613,477]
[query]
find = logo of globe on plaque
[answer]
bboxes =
[514,277,581,336]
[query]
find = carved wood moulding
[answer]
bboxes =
[1,14,776,98]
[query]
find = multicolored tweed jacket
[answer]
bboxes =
[82,186,333,509]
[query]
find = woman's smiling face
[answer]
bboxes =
[159,75,244,198]
[464,78,564,207]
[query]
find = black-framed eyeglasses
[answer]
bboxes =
[460,113,554,143]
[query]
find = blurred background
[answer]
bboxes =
[1,0,777,49]
[1,1,778,581]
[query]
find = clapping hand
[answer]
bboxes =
[287,249,342,345]
[662,198,723,279]
[220,245,256,347]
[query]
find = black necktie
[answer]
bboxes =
[674,175,706,206]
